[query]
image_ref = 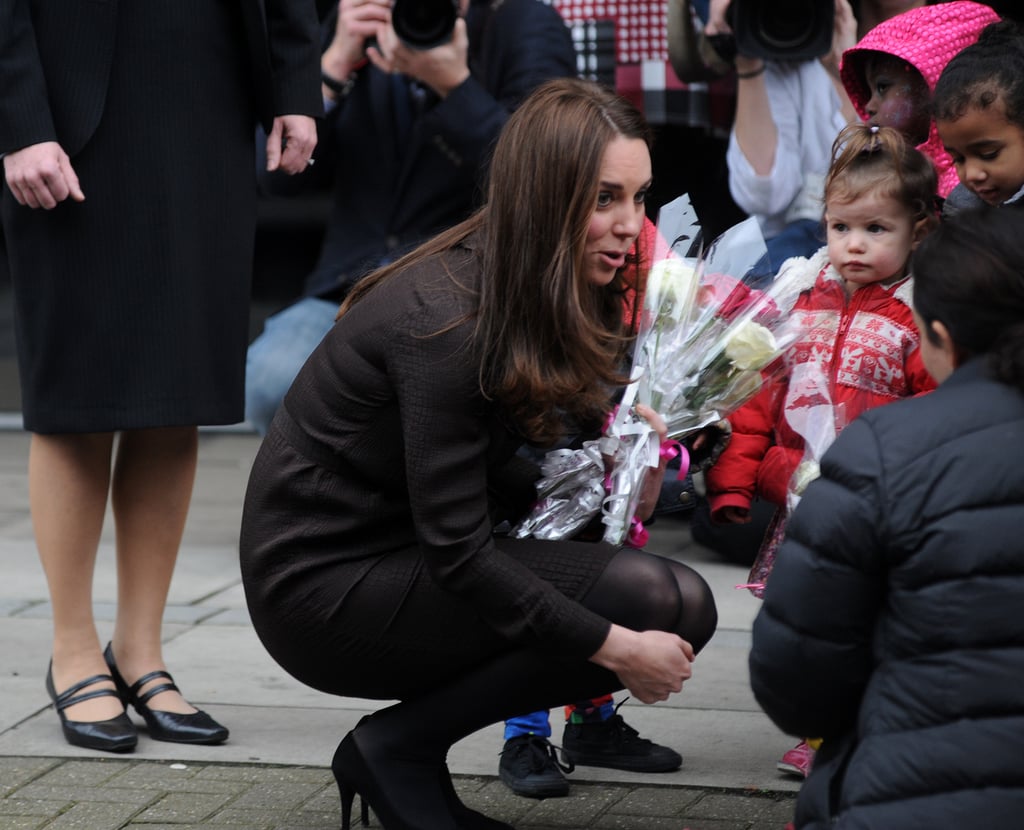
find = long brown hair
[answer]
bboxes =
[341,78,652,444]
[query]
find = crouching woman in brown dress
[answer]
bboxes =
[240,78,718,830]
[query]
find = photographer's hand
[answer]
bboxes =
[367,18,470,97]
[323,0,390,81]
[704,0,733,37]
[820,0,857,123]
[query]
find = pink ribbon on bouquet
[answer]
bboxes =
[660,439,690,481]
[624,439,692,549]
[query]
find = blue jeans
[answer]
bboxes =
[245,297,339,435]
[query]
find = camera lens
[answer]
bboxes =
[731,0,833,61]
[392,0,459,49]
[757,0,819,50]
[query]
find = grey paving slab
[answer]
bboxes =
[0,757,795,830]
[0,429,803,829]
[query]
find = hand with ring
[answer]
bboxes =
[265,115,318,175]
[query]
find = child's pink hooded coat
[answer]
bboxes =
[840,1,1000,198]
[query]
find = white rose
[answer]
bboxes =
[723,322,778,370]
[645,258,697,321]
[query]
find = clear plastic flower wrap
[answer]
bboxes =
[510,442,605,541]
[512,194,808,547]
[631,197,808,441]
[600,195,808,544]
[784,361,848,515]
[745,360,850,598]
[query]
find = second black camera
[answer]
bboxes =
[731,0,834,61]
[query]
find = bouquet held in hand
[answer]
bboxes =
[601,196,806,544]
[513,195,805,546]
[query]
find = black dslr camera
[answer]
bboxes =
[713,0,835,62]
[391,0,460,49]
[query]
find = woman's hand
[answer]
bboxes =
[591,624,695,703]
[633,404,669,523]
[3,142,84,209]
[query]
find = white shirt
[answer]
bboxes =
[726,59,847,240]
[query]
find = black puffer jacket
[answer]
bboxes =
[750,358,1024,829]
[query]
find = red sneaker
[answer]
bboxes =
[777,740,815,778]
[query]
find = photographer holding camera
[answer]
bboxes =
[703,1,939,282]
[324,0,467,96]
[245,0,576,435]
[704,0,860,281]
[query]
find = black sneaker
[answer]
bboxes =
[561,713,682,772]
[498,735,573,799]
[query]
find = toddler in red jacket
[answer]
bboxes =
[706,123,939,776]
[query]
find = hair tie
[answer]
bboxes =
[866,123,882,152]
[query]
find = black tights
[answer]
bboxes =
[582,548,717,653]
[354,548,717,762]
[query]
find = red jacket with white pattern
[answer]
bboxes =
[706,248,936,520]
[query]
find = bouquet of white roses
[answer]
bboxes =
[627,202,807,440]
[512,195,808,547]
[600,195,807,544]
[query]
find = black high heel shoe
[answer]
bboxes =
[103,643,229,745]
[45,662,137,753]
[439,764,513,830]
[331,731,461,830]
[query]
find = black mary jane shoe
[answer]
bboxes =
[46,662,137,753]
[103,643,229,745]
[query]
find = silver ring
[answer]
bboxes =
[306,158,316,167]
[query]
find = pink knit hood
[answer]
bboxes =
[840,1,1000,197]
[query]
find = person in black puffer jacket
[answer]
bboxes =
[749,206,1024,830]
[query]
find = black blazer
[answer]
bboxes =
[0,0,322,157]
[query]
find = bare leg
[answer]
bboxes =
[30,431,121,721]
[109,426,199,714]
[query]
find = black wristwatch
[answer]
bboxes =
[321,69,358,98]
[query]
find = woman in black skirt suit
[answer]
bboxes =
[0,0,321,752]
[240,78,718,829]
